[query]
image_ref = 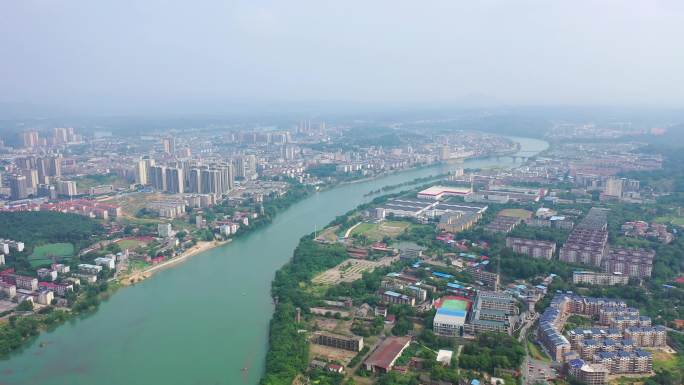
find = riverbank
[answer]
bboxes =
[0,136,550,385]
[0,182,316,359]
[118,239,232,286]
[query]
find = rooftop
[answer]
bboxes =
[364,336,411,370]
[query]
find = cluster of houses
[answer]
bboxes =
[505,237,556,260]
[0,238,25,266]
[214,211,257,237]
[0,199,122,219]
[538,293,665,384]
[484,214,522,233]
[0,251,117,308]
[622,220,674,244]
[559,208,656,279]
[379,260,521,339]
[304,252,528,380]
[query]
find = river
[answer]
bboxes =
[0,136,548,385]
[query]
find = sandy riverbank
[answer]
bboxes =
[119,239,231,286]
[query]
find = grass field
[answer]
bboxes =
[527,340,551,362]
[28,243,75,267]
[102,192,166,217]
[316,226,340,243]
[655,215,684,226]
[127,259,149,272]
[498,208,533,219]
[74,173,129,192]
[116,239,148,250]
[652,350,679,372]
[349,220,410,241]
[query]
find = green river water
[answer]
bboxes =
[0,137,548,385]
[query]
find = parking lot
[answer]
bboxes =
[523,357,558,385]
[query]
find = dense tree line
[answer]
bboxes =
[262,239,350,385]
[0,211,103,248]
[261,303,308,385]
[621,144,684,193]
[271,239,348,309]
[0,279,110,356]
[459,332,525,373]
[307,164,339,178]
[508,223,570,245]
[0,307,72,357]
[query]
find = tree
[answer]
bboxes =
[16,300,34,311]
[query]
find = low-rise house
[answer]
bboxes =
[78,264,103,275]
[312,331,364,352]
[573,271,629,286]
[37,268,58,281]
[73,273,98,283]
[94,256,116,270]
[36,290,54,305]
[15,275,38,291]
[505,237,556,259]
[51,263,70,274]
[0,281,16,298]
[602,247,655,279]
[39,281,73,297]
[381,290,415,306]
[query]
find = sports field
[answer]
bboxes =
[28,242,75,267]
[116,238,149,250]
[440,298,469,311]
[498,208,533,219]
[349,220,410,241]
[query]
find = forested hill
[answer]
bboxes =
[0,211,103,247]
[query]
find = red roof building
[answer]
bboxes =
[363,336,411,373]
[326,363,344,373]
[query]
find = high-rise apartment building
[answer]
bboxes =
[604,178,624,198]
[56,180,78,197]
[135,160,148,185]
[36,155,62,181]
[162,137,175,154]
[149,165,167,191]
[9,175,28,200]
[21,169,39,190]
[22,131,40,148]
[188,168,202,193]
[234,155,256,180]
[165,167,184,194]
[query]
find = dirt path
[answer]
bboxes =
[344,222,362,239]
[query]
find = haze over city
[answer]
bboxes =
[1,1,684,115]
[3,2,684,385]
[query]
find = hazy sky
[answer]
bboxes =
[1,1,684,114]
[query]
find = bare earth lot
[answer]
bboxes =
[312,255,399,285]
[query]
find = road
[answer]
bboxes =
[517,311,539,343]
[522,356,557,385]
[519,311,557,385]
